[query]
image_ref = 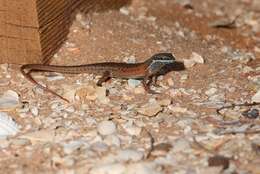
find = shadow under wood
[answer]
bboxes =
[43,0,132,64]
[69,0,133,22]
[78,0,132,14]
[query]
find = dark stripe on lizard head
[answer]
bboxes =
[150,53,176,62]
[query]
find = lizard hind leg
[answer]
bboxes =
[96,71,111,86]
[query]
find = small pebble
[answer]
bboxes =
[120,7,130,15]
[158,99,171,106]
[97,120,117,136]
[172,138,191,152]
[11,138,31,146]
[252,90,260,102]
[128,79,141,88]
[190,52,205,64]
[104,134,121,147]
[183,59,196,68]
[180,74,188,81]
[0,139,10,148]
[168,105,188,113]
[124,55,136,63]
[0,90,20,110]
[19,129,56,143]
[0,112,20,139]
[90,142,109,152]
[116,149,144,162]
[62,140,84,154]
[90,163,125,174]
[208,93,225,104]
[96,87,110,104]
[126,162,159,174]
[137,103,163,117]
[122,121,142,136]
[63,84,78,102]
[0,78,10,86]
[151,143,172,157]
[183,52,205,68]
[134,87,146,94]
[75,85,98,101]
[65,106,75,113]
[52,155,75,167]
[30,106,39,116]
[46,73,65,81]
[205,88,218,96]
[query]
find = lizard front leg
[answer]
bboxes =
[151,76,161,87]
[142,63,168,93]
[142,75,158,94]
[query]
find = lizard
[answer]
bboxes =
[20,53,185,102]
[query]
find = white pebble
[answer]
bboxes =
[191,52,205,64]
[19,129,56,143]
[65,106,75,113]
[128,79,141,88]
[46,73,65,81]
[0,112,20,139]
[0,90,19,110]
[120,7,130,15]
[97,121,116,136]
[168,105,188,113]
[183,52,205,68]
[180,74,188,81]
[62,140,84,154]
[122,121,142,136]
[172,138,191,152]
[126,163,160,174]
[252,90,260,102]
[137,103,163,117]
[90,163,125,174]
[183,59,196,68]
[205,88,218,96]
[91,142,108,152]
[11,138,30,146]
[90,162,159,174]
[30,106,39,116]
[104,134,121,147]
[116,149,144,162]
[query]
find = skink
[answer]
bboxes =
[21,53,185,102]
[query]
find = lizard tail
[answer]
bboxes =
[20,65,70,102]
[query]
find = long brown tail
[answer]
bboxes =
[20,65,70,102]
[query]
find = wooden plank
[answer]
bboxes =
[0,0,124,64]
[0,0,41,63]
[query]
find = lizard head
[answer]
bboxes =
[149,53,176,64]
[147,53,185,75]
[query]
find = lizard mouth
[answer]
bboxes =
[171,61,185,71]
[162,61,185,74]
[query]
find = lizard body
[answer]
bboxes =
[20,53,185,102]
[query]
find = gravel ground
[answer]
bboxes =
[0,0,260,173]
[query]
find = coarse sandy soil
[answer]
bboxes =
[0,0,260,173]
